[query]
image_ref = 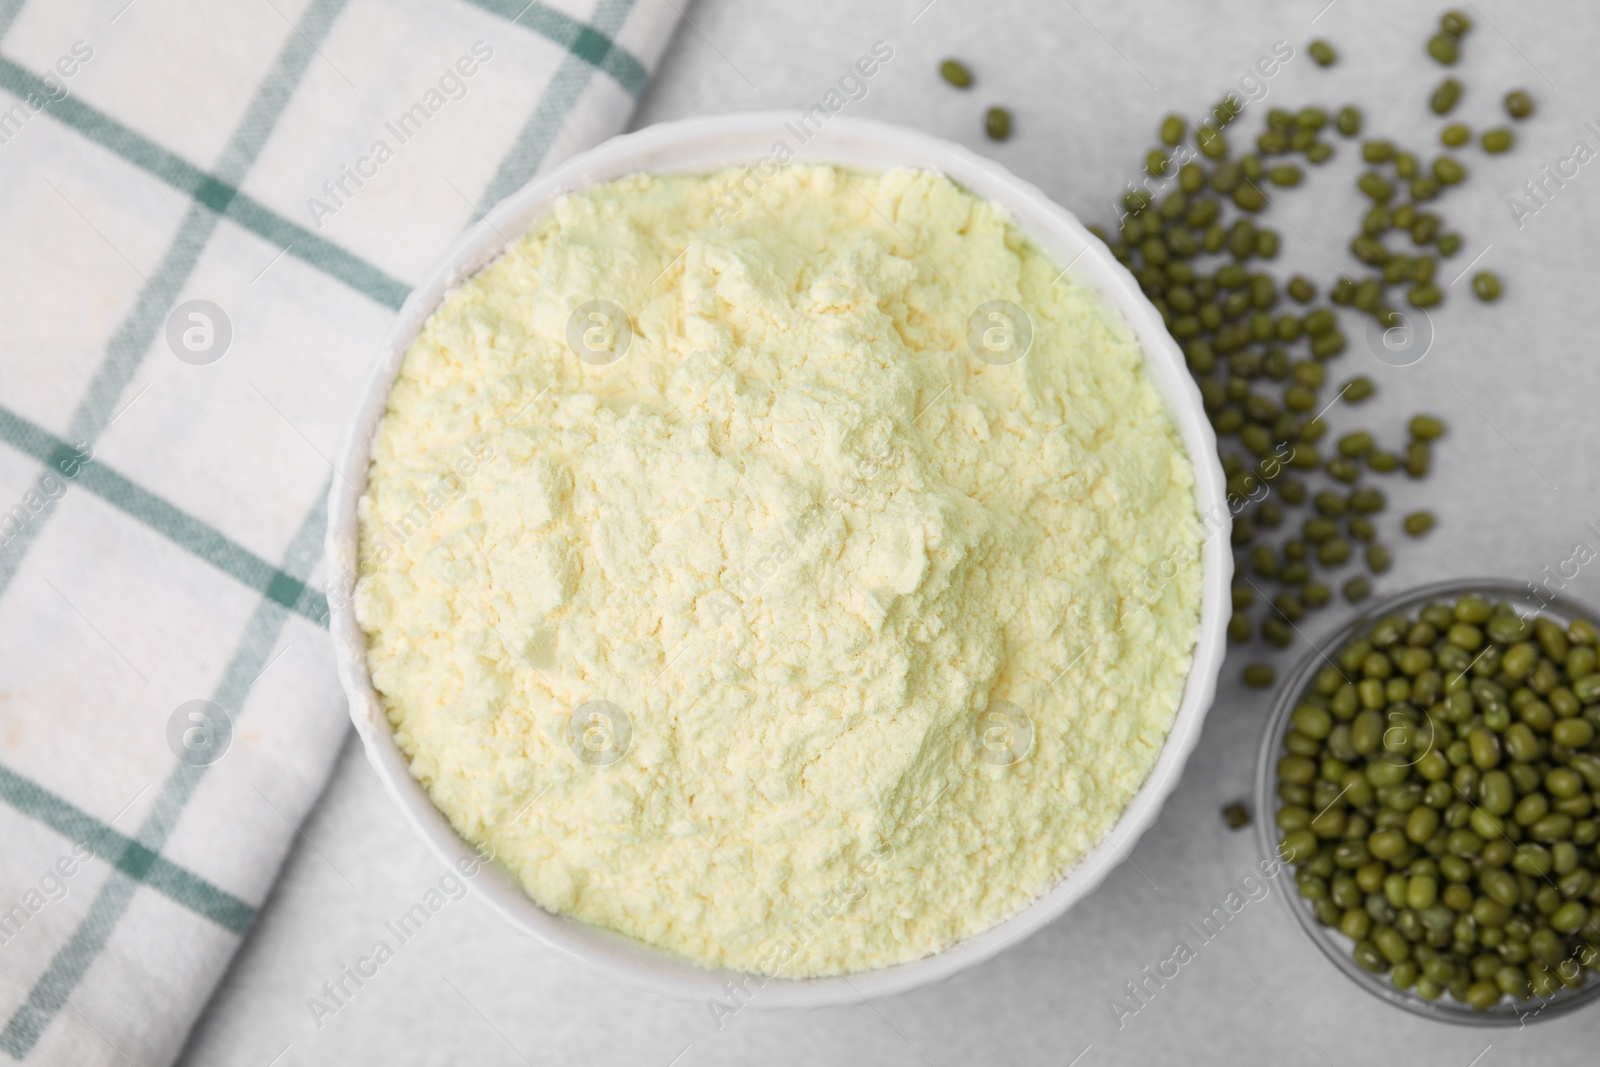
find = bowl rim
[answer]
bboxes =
[324,111,1234,1007]
[1253,575,1600,1026]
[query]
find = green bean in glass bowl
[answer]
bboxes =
[1254,578,1600,1025]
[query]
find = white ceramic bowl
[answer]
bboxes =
[325,112,1232,1007]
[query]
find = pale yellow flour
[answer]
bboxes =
[355,164,1202,977]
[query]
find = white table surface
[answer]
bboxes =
[178,0,1600,1063]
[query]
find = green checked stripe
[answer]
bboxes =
[0,0,25,42]
[464,0,649,96]
[0,1,653,310]
[0,406,329,626]
[478,0,640,211]
[0,0,352,1054]
[0,491,328,1058]
[0,765,254,936]
[0,56,410,312]
[0,5,389,606]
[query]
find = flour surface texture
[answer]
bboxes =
[355,164,1203,977]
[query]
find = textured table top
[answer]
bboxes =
[180,1,1600,1063]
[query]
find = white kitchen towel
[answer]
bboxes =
[0,1,681,1062]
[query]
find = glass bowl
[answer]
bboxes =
[1254,577,1600,1026]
